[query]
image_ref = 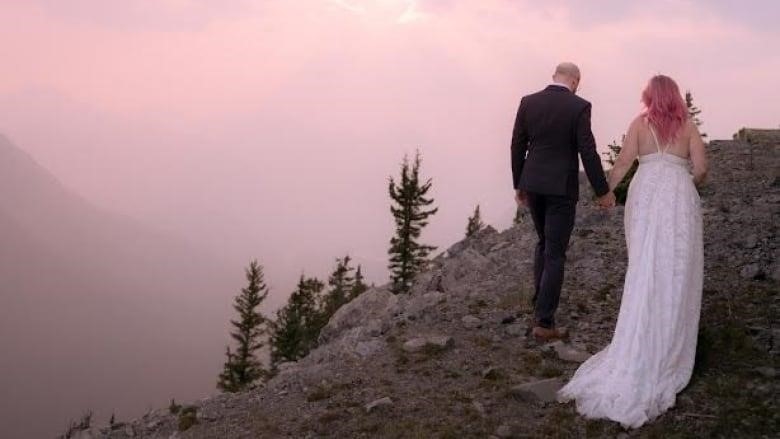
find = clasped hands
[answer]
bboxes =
[514,190,616,209]
[596,191,616,209]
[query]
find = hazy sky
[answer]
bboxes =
[2,0,779,301]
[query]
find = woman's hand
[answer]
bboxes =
[515,190,528,207]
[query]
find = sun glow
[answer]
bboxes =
[329,0,425,24]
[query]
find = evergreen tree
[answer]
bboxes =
[269,275,324,368]
[349,264,369,301]
[387,149,438,294]
[685,91,707,139]
[321,255,355,320]
[465,204,484,237]
[602,136,637,205]
[217,260,270,392]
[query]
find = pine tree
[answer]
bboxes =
[685,91,707,139]
[349,264,369,300]
[387,149,438,294]
[465,204,484,237]
[269,275,324,368]
[321,255,355,320]
[217,260,269,392]
[602,136,637,205]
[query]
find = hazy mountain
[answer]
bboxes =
[0,134,237,438]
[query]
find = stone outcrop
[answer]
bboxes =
[76,135,778,438]
[734,127,780,146]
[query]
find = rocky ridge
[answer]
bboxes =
[67,135,778,438]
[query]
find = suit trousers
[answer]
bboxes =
[525,191,576,329]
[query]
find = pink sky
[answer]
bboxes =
[2,0,779,300]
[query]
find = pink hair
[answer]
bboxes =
[641,75,688,144]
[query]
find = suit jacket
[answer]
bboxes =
[511,84,609,199]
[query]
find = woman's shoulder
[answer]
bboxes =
[676,116,696,139]
[628,114,648,132]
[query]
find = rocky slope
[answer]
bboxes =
[71,134,778,438]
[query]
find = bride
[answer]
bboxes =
[556,74,708,429]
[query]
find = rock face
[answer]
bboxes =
[509,378,566,403]
[87,137,778,438]
[401,335,454,353]
[734,127,780,146]
[317,285,400,344]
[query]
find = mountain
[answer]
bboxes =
[0,134,236,438]
[78,132,778,438]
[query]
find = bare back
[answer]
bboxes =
[608,113,708,189]
[636,116,694,159]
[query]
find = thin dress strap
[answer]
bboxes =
[648,125,668,154]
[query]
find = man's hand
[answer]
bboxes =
[596,191,616,209]
[515,190,528,207]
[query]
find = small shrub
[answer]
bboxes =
[540,363,563,378]
[318,409,344,424]
[306,383,335,402]
[420,342,449,357]
[178,406,198,432]
[169,398,182,415]
[59,411,93,439]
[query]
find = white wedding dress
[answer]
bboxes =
[556,126,704,429]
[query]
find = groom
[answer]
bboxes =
[510,62,615,342]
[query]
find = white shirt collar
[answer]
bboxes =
[550,81,572,91]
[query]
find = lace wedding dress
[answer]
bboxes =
[556,126,704,429]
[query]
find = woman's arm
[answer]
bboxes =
[688,119,708,186]
[608,116,641,191]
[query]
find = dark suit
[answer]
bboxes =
[510,84,609,329]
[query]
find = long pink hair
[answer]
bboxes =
[641,75,688,144]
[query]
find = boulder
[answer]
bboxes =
[402,335,454,353]
[461,315,482,329]
[365,396,393,412]
[318,286,399,344]
[509,378,565,403]
[547,341,592,363]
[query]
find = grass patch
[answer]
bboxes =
[318,409,345,424]
[539,363,563,378]
[497,287,534,312]
[177,406,198,432]
[518,350,543,375]
[594,283,615,302]
[693,322,761,379]
[538,404,579,438]
[467,298,490,313]
[471,334,493,348]
[421,342,450,357]
[306,383,337,402]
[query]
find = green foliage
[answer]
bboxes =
[387,149,438,294]
[217,260,270,392]
[685,90,707,139]
[269,256,368,372]
[602,136,637,205]
[465,204,484,237]
[169,398,181,415]
[321,255,356,319]
[177,406,198,432]
[349,264,369,301]
[269,275,324,368]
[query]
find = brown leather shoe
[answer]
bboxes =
[531,325,569,342]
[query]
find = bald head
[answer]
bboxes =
[552,62,581,93]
